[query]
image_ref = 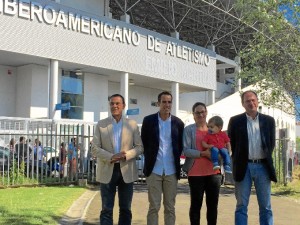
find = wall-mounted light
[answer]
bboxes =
[75,69,83,75]
[129,79,135,85]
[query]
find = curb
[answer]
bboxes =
[58,189,98,225]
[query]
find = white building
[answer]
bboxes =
[0,0,296,153]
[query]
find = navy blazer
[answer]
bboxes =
[141,113,184,179]
[228,112,277,182]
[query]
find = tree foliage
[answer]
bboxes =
[234,0,300,119]
[297,136,300,151]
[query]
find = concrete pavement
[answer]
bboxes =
[61,180,300,225]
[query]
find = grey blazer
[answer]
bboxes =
[92,116,143,184]
[182,123,201,173]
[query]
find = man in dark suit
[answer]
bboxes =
[141,91,184,225]
[228,90,277,225]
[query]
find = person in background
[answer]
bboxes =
[228,90,277,225]
[9,138,15,153]
[141,91,184,225]
[33,139,43,161]
[68,137,77,179]
[92,94,143,225]
[202,115,232,173]
[15,136,32,164]
[60,142,67,178]
[183,102,222,225]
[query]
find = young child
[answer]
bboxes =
[202,116,232,173]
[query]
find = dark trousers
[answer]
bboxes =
[188,174,222,225]
[100,163,133,225]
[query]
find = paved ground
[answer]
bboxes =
[61,179,300,225]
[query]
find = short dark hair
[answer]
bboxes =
[158,91,172,102]
[241,90,258,103]
[109,94,125,104]
[208,116,223,128]
[192,102,207,112]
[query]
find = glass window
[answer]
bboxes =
[61,70,84,119]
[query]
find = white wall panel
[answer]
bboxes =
[16,65,32,117]
[0,65,16,116]
[60,0,105,17]
[84,73,108,122]
[31,65,49,118]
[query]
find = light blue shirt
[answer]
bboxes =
[112,116,123,154]
[152,113,176,176]
[246,113,266,159]
[68,142,77,160]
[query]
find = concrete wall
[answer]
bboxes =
[15,65,33,117]
[179,82,232,112]
[84,73,109,122]
[108,82,161,124]
[0,0,216,90]
[30,65,49,118]
[0,64,51,118]
[0,65,16,116]
[60,0,105,17]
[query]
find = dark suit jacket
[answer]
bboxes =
[228,112,277,182]
[141,113,184,179]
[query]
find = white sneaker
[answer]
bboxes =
[213,165,220,170]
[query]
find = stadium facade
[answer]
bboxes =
[0,0,296,154]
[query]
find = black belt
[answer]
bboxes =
[248,159,266,163]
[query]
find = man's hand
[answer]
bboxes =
[110,151,126,163]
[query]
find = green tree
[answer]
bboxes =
[234,0,300,119]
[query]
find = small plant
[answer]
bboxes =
[292,165,300,181]
[272,165,300,199]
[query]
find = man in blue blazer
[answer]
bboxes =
[228,90,277,225]
[141,91,184,225]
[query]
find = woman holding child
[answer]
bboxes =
[183,102,222,225]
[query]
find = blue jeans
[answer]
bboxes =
[235,163,273,225]
[188,174,222,225]
[100,163,133,225]
[211,147,231,167]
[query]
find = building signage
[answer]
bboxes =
[55,102,71,111]
[126,108,139,115]
[0,0,210,67]
[147,36,210,66]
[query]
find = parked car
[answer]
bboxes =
[25,159,50,177]
[46,156,61,177]
[0,146,10,171]
[25,146,60,177]
[43,146,60,161]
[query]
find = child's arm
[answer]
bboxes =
[226,142,232,155]
[202,141,214,149]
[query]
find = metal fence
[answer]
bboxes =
[274,138,292,185]
[0,117,97,187]
[0,117,146,187]
[0,117,292,187]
